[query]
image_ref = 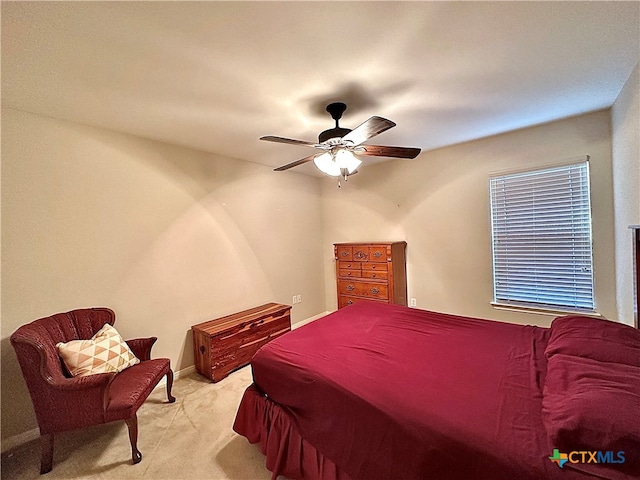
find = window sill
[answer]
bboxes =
[490,302,603,318]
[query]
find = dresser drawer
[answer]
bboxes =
[338,279,389,300]
[337,260,361,270]
[352,246,370,261]
[361,270,388,280]
[336,245,353,261]
[338,295,387,309]
[357,282,388,300]
[339,269,361,278]
[368,246,388,261]
[338,279,359,295]
[361,262,387,272]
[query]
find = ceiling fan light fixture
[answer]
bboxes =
[314,152,340,176]
[264,102,420,174]
[313,150,361,177]
[335,149,362,173]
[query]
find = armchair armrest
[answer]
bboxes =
[49,372,117,412]
[48,372,115,391]
[126,337,158,361]
[22,336,118,414]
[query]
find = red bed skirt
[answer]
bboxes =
[233,384,352,480]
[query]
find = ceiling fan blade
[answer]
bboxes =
[341,116,396,146]
[357,145,421,159]
[260,136,318,147]
[273,153,318,171]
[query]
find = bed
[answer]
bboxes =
[233,301,640,480]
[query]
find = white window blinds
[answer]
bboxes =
[489,160,594,312]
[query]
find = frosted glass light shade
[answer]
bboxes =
[313,153,340,176]
[313,150,362,177]
[335,150,362,173]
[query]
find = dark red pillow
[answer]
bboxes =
[545,315,640,366]
[542,354,640,478]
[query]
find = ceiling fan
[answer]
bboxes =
[261,102,421,180]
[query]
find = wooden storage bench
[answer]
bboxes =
[191,302,291,382]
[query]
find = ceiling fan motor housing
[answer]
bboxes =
[319,127,351,143]
[319,102,351,142]
[326,102,347,119]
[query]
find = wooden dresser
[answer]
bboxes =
[191,303,291,382]
[334,242,407,308]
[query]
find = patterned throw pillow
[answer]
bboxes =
[56,324,140,377]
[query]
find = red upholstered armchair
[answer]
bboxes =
[10,307,176,474]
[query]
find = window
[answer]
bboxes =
[489,160,594,313]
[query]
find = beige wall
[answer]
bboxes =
[612,62,640,326]
[1,107,326,440]
[0,104,628,443]
[321,110,617,326]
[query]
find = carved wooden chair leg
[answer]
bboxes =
[124,416,142,464]
[165,369,176,403]
[40,433,54,474]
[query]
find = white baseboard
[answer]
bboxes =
[2,313,331,452]
[175,364,196,379]
[292,310,331,329]
[152,364,195,391]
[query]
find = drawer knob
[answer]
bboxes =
[347,300,353,305]
[371,287,380,294]
[373,251,382,258]
[341,251,348,257]
[346,284,355,291]
[372,273,376,277]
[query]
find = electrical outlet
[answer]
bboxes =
[296,294,302,303]
[292,295,297,305]
[410,298,417,307]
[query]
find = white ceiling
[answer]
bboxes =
[2,1,639,176]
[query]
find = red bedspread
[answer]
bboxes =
[235,301,589,480]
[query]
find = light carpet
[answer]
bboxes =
[1,366,276,480]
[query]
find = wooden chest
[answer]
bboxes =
[334,242,407,309]
[191,303,291,382]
